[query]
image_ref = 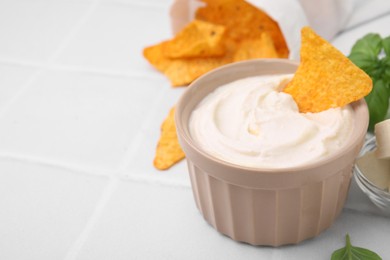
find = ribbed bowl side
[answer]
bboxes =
[187,160,354,246]
[315,163,353,235]
[294,163,353,244]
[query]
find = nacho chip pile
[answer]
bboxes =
[144,0,288,87]
[163,19,227,59]
[283,27,372,113]
[195,0,289,58]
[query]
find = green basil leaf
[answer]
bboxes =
[365,79,389,131]
[350,33,382,59]
[382,57,390,85]
[349,52,378,73]
[366,60,388,80]
[349,34,381,74]
[349,33,390,130]
[331,234,382,260]
[382,36,390,56]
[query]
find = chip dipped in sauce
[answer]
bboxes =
[189,74,355,168]
[284,27,372,113]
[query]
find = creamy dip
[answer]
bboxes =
[189,75,354,168]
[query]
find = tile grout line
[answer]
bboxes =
[63,177,119,260]
[49,2,125,258]
[0,152,191,189]
[0,1,122,259]
[0,153,113,177]
[0,58,165,81]
[1,1,182,258]
[46,0,101,63]
[61,82,181,260]
[0,69,45,118]
[49,1,125,259]
[51,67,181,259]
[118,171,191,189]
[0,0,101,118]
[116,83,171,171]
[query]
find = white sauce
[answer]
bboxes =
[189,75,354,168]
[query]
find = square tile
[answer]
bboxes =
[0,63,37,109]
[75,181,269,260]
[273,210,390,259]
[123,87,190,186]
[0,160,107,260]
[76,181,390,259]
[0,0,90,62]
[0,71,164,173]
[55,3,172,74]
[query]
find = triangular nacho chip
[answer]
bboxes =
[233,33,279,62]
[195,0,289,58]
[144,41,232,87]
[164,55,232,87]
[163,20,226,58]
[143,41,171,72]
[154,107,185,170]
[283,27,372,113]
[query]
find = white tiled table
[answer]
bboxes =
[0,0,389,259]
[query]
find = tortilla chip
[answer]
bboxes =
[143,41,171,72]
[164,55,232,87]
[283,27,372,113]
[195,0,289,58]
[233,33,279,62]
[144,0,289,87]
[163,20,226,58]
[144,41,232,87]
[154,107,185,170]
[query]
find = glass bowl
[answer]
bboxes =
[354,136,390,214]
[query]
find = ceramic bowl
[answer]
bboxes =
[175,59,369,246]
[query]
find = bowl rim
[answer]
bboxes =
[176,59,369,175]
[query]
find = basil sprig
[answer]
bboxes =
[331,234,381,260]
[349,33,390,131]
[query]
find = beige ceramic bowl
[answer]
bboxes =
[175,59,369,246]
